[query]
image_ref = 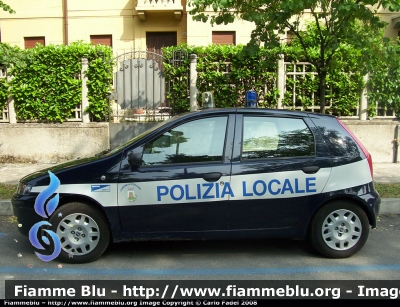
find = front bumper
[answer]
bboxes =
[11,193,42,236]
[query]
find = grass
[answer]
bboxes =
[374,183,400,199]
[7,215,17,223]
[0,183,17,199]
[0,182,400,199]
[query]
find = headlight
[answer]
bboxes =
[17,183,32,195]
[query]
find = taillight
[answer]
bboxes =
[336,118,373,180]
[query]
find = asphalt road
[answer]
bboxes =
[1,213,400,299]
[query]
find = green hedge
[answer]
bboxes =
[0,43,24,112]
[163,44,367,116]
[1,42,113,122]
[163,44,280,113]
[366,39,400,117]
[1,38,399,121]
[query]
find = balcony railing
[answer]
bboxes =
[136,0,183,20]
[136,0,183,11]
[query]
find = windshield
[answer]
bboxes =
[104,116,179,157]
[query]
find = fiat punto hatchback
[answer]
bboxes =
[12,107,380,263]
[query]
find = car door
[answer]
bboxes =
[229,112,332,230]
[117,113,235,233]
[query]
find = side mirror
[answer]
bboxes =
[128,151,143,167]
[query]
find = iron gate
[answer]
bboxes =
[110,49,170,122]
[110,49,189,122]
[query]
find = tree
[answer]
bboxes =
[188,0,400,113]
[0,1,14,13]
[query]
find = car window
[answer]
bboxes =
[242,116,315,159]
[142,116,228,165]
[312,118,361,158]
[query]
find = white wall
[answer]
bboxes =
[1,121,398,164]
[0,123,109,163]
[341,120,399,163]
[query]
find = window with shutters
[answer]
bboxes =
[90,35,112,47]
[212,31,236,45]
[146,32,177,53]
[24,36,45,49]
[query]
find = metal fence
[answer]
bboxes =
[0,55,397,123]
[280,61,362,117]
[0,67,10,123]
[279,61,395,119]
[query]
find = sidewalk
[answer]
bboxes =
[1,162,400,215]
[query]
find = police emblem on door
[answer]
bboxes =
[126,187,137,202]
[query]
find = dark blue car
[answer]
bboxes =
[12,107,380,263]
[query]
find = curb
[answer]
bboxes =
[378,198,400,214]
[0,200,12,216]
[1,199,399,216]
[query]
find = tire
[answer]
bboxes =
[48,202,111,264]
[309,201,369,258]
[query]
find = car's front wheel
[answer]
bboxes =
[49,202,110,263]
[309,201,370,258]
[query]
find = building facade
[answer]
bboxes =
[0,0,189,53]
[0,1,399,53]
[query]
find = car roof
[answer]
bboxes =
[176,107,337,119]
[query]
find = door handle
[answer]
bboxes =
[203,172,222,182]
[302,166,320,174]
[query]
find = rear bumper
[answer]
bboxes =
[364,182,381,228]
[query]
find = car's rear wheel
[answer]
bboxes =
[49,202,110,263]
[309,201,369,258]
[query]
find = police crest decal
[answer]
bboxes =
[126,186,137,202]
